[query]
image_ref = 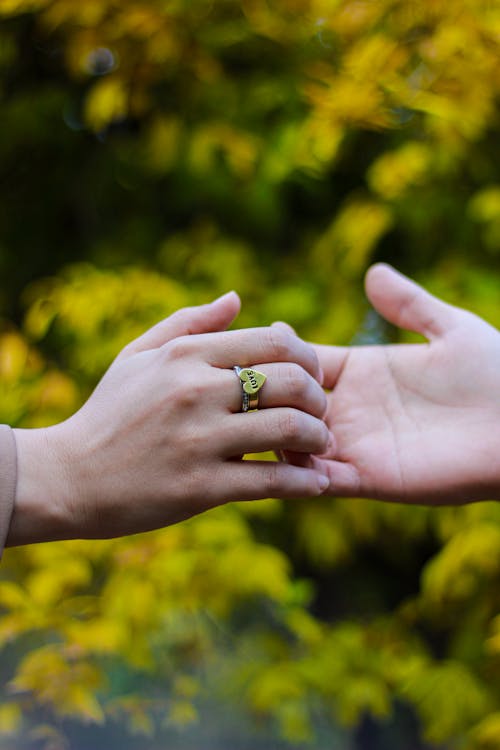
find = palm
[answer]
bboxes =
[313,266,500,505]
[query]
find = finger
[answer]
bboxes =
[219,460,330,500]
[221,408,330,456]
[311,344,349,390]
[282,449,361,497]
[222,363,327,418]
[278,428,337,467]
[279,450,314,468]
[365,264,458,339]
[172,327,322,382]
[308,455,361,497]
[271,321,297,335]
[282,454,360,497]
[118,291,241,360]
[273,322,324,387]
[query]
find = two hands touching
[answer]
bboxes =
[7,265,500,546]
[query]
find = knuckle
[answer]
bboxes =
[174,424,210,469]
[170,306,203,333]
[167,308,185,325]
[398,289,419,321]
[310,346,321,374]
[174,376,205,409]
[276,409,300,442]
[267,328,295,361]
[182,427,207,457]
[117,341,137,360]
[173,305,195,319]
[263,464,282,497]
[162,336,192,362]
[283,363,309,400]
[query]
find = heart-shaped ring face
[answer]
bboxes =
[239,368,267,395]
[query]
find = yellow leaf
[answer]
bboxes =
[422,522,500,605]
[313,199,393,275]
[84,77,128,131]
[38,371,79,411]
[248,665,304,713]
[64,617,128,655]
[472,712,500,748]
[468,186,500,223]
[368,142,432,199]
[0,332,29,382]
[64,685,105,725]
[278,701,313,743]
[26,558,92,608]
[146,116,182,173]
[167,700,198,728]
[10,645,104,723]
[0,581,29,609]
[174,675,200,700]
[0,0,47,16]
[0,704,21,734]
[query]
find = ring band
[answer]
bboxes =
[233,366,267,412]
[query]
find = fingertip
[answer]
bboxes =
[212,290,241,307]
[365,262,398,293]
[316,430,336,459]
[210,291,241,328]
[367,262,457,338]
[317,475,330,493]
[368,262,396,275]
[364,262,416,326]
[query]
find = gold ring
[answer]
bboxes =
[233,366,267,412]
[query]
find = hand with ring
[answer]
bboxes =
[8,291,331,545]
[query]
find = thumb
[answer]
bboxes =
[365,264,457,339]
[118,291,241,359]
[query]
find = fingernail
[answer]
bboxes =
[318,475,329,492]
[318,432,336,459]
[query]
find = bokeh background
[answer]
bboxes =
[0,1,500,748]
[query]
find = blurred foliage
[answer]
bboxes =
[0,0,500,748]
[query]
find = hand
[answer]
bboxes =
[311,264,500,505]
[8,292,331,545]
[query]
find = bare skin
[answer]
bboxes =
[9,264,498,549]
[309,264,500,505]
[8,292,331,545]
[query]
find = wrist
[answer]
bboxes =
[473,417,500,503]
[7,425,76,546]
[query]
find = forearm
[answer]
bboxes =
[473,420,500,503]
[6,426,73,546]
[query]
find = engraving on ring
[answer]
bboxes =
[238,368,266,395]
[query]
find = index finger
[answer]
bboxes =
[313,344,349,389]
[179,327,323,381]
